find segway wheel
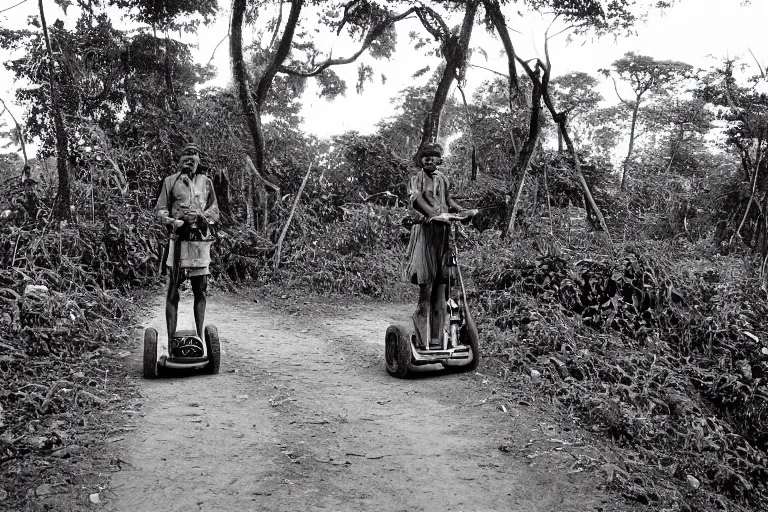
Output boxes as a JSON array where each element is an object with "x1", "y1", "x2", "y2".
[
  {"x1": 385, "y1": 324, "x2": 412, "y2": 378},
  {"x1": 204, "y1": 325, "x2": 220, "y2": 375},
  {"x1": 143, "y1": 328, "x2": 159, "y2": 379}
]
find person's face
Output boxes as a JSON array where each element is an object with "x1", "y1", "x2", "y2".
[
  {"x1": 421, "y1": 155, "x2": 439, "y2": 173},
  {"x1": 180, "y1": 148, "x2": 199, "y2": 173}
]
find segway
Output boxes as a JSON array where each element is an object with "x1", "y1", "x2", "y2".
[
  {"x1": 143, "y1": 222, "x2": 220, "y2": 378},
  {"x1": 385, "y1": 211, "x2": 480, "y2": 378}
]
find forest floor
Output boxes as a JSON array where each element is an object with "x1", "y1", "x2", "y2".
[{"x1": 24, "y1": 288, "x2": 639, "y2": 512}]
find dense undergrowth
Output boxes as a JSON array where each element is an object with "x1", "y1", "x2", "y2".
[
  {"x1": 467, "y1": 230, "x2": 768, "y2": 511},
  {"x1": 0, "y1": 181, "x2": 159, "y2": 508}
]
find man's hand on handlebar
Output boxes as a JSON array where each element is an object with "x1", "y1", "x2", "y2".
[
  {"x1": 429, "y1": 212, "x2": 453, "y2": 223},
  {"x1": 182, "y1": 211, "x2": 198, "y2": 223},
  {"x1": 428, "y1": 209, "x2": 479, "y2": 224}
]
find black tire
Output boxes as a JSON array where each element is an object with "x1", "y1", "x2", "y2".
[
  {"x1": 385, "y1": 324, "x2": 412, "y2": 378},
  {"x1": 204, "y1": 325, "x2": 220, "y2": 375},
  {"x1": 456, "y1": 305, "x2": 480, "y2": 372},
  {"x1": 143, "y1": 328, "x2": 158, "y2": 379}
]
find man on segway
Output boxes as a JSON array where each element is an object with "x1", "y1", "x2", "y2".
[
  {"x1": 154, "y1": 142, "x2": 220, "y2": 342},
  {"x1": 403, "y1": 142, "x2": 478, "y2": 349}
]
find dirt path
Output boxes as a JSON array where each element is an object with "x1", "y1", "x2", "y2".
[{"x1": 102, "y1": 290, "x2": 620, "y2": 512}]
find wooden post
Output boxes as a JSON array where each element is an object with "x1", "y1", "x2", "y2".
[{"x1": 274, "y1": 161, "x2": 312, "y2": 270}]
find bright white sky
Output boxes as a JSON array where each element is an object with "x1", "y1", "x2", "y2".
[{"x1": 0, "y1": 0, "x2": 766, "y2": 152}]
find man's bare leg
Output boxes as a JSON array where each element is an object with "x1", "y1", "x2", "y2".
[
  {"x1": 431, "y1": 282, "x2": 447, "y2": 345},
  {"x1": 191, "y1": 276, "x2": 207, "y2": 338},
  {"x1": 166, "y1": 281, "x2": 179, "y2": 342},
  {"x1": 414, "y1": 282, "x2": 431, "y2": 348}
]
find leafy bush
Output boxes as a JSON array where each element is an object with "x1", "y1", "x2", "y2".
[
  {"x1": 252, "y1": 202, "x2": 409, "y2": 299},
  {"x1": 470, "y1": 233, "x2": 768, "y2": 511}
]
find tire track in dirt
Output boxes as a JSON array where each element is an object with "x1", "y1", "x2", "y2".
[{"x1": 104, "y1": 291, "x2": 620, "y2": 512}]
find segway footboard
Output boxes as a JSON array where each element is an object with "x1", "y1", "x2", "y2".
[{"x1": 159, "y1": 329, "x2": 209, "y2": 370}]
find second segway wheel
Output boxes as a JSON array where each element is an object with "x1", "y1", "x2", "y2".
[
  {"x1": 385, "y1": 324, "x2": 412, "y2": 378},
  {"x1": 204, "y1": 324, "x2": 220, "y2": 375},
  {"x1": 143, "y1": 328, "x2": 159, "y2": 379}
]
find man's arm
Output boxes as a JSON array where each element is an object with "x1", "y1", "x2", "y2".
[
  {"x1": 202, "y1": 177, "x2": 220, "y2": 224},
  {"x1": 442, "y1": 174, "x2": 464, "y2": 214},
  {"x1": 443, "y1": 174, "x2": 479, "y2": 219},
  {"x1": 154, "y1": 177, "x2": 176, "y2": 226},
  {"x1": 408, "y1": 173, "x2": 441, "y2": 220}
]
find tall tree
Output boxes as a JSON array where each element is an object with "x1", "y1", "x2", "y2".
[
  {"x1": 483, "y1": 0, "x2": 661, "y2": 236},
  {"x1": 696, "y1": 58, "x2": 768, "y2": 254},
  {"x1": 412, "y1": 1, "x2": 481, "y2": 156},
  {"x1": 538, "y1": 38, "x2": 609, "y2": 234},
  {"x1": 107, "y1": 0, "x2": 217, "y2": 112},
  {"x1": 230, "y1": 0, "x2": 418, "y2": 231},
  {"x1": 38, "y1": 0, "x2": 70, "y2": 221},
  {"x1": 601, "y1": 52, "x2": 692, "y2": 191}
]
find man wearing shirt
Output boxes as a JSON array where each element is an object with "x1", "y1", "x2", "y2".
[{"x1": 155, "y1": 143, "x2": 220, "y2": 341}]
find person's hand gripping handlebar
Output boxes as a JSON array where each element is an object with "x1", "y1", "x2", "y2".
[{"x1": 428, "y1": 209, "x2": 479, "y2": 224}]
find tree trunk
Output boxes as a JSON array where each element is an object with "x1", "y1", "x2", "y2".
[
  {"x1": 487, "y1": 4, "x2": 542, "y2": 239},
  {"x1": 213, "y1": 167, "x2": 231, "y2": 222},
  {"x1": 530, "y1": 48, "x2": 609, "y2": 236},
  {"x1": 245, "y1": 156, "x2": 279, "y2": 234},
  {"x1": 620, "y1": 97, "x2": 641, "y2": 191},
  {"x1": 39, "y1": 0, "x2": 69, "y2": 222},
  {"x1": 733, "y1": 135, "x2": 764, "y2": 245},
  {"x1": 230, "y1": 0, "x2": 265, "y2": 171},
  {"x1": 760, "y1": 188, "x2": 768, "y2": 257},
  {"x1": 484, "y1": 1, "x2": 518, "y2": 109},
  {"x1": 163, "y1": 34, "x2": 180, "y2": 111},
  {"x1": 570, "y1": 134, "x2": 607, "y2": 232},
  {"x1": 232, "y1": 0, "x2": 302, "y2": 181},
  {"x1": 504, "y1": 71, "x2": 543, "y2": 238},
  {"x1": 416, "y1": 1, "x2": 480, "y2": 155},
  {"x1": 254, "y1": 0, "x2": 302, "y2": 174},
  {"x1": 543, "y1": 163, "x2": 553, "y2": 234},
  {"x1": 456, "y1": 84, "x2": 479, "y2": 181},
  {"x1": 663, "y1": 125, "x2": 685, "y2": 174},
  {"x1": 274, "y1": 161, "x2": 312, "y2": 269},
  {"x1": 244, "y1": 171, "x2": 254, "y2": 229}
]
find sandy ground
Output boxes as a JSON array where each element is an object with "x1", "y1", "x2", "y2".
[{"x1": 97, "y1": 290, "x2": 624, "y2": 512}]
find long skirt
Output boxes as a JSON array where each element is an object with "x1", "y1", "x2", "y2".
[{"x1": 403, "y1": 222, "x2": 450, "y2": 285}]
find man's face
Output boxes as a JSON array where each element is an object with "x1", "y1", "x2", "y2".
[
  {"x1": 421, "y1": 155, "x2": 439, "y2": 173},
  {"x1": 180, "y1": 148, "x2": 199, "y2": 173}
]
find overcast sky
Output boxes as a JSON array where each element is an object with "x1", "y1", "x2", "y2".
[{"x1": 0, "y1": 0, "x2": 766, "y2": 148}]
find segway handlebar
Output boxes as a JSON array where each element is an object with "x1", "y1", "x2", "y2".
[{"x1": 428, "y1": 210, "x2": 479, "y2": 224}]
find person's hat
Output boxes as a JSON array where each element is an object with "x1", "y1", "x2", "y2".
[
  {"x1": 180, "y1": 142, "x2": 201, "y2": 155},
  {"x1": 420, "y1": 142, "x2": 443, "y2": 158}
]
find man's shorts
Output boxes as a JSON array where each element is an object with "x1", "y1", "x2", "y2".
[
  {"x1": 166, "y1": 240, "x2": 211, "y2": 277},
  {"x1": 167, "y1": 271, "x2": 207, "y2": 291}
]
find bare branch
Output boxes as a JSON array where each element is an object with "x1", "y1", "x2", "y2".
[
  {"x1": 415, "y1": 5, "x2": 450, "y2": 43},
  {"x1": 543, "y1": 26, "x2": 551, "y2": 74},
  {"x1": 279, "y1": 7, "x2": 418, "y2": 78},
  {"x1": 269, "y1": 0, "x2": 285, "y2": 48},
  {"x1": 1, "y1": 81, "x2": 28, "y2": 167},
  {"x1": 484, "y1": 0, "x2": 519, "y2": 94},
  {"x1": 610, "y1": 76, "x2": 629, "y2": 104},
  {"x1": 207, "y1": 28, "x2": 230, "y2": 66},
  {"x1": 748, "y1": 47, "x2": 766, "y2": 78},
  {"x1": 468, "y1": 63, "x2": 508, "y2": 79}
]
